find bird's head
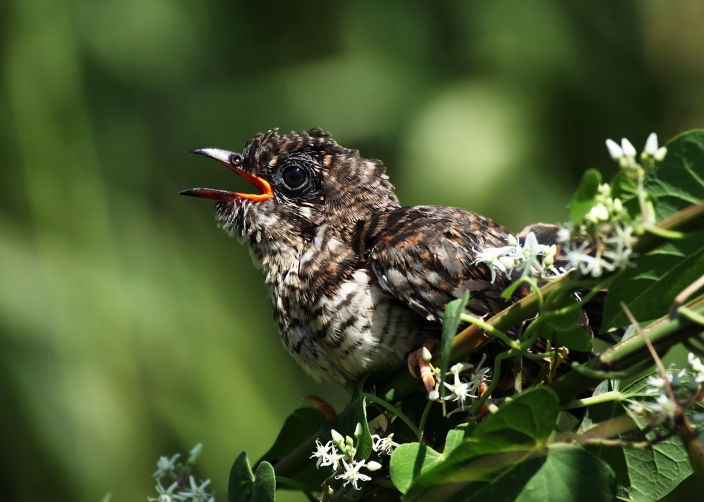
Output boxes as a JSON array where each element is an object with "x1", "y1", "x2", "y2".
[{"x1": 181, "y1": 129, "x2": 399, "y2": 251}]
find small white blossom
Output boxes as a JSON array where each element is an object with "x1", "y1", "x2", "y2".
[
  {"x1": 372, "y1": 433, "x2": 399, "y2": 456},
  {"x1": 336, "y1": 460, "x2": 372, "y2": 490},
  {"x1": 175, "y1": 476, "x2": 213, "y2": 502},
  {"x1": 473, "y1": 247, "x2": 510, "y2": 282},
  {"x1": 153, "y1": 454, "x2": 181, "y2": 479},
  {"x1": 628, "y1": 401, "x2": 646, "y2": 414},
  {"x1": 585, "y1": 203, "x2": 610, "y2": 223},
  {"x1": 149, "y1": 481, "x2": 180, "y2": 502},
  {"x1": 312, "y1": 440, "x2": 345, "y2": 471},
  {"x1": 645, "y1": 375, "x2": 666, "y2": 394},
  {"x1": 688, "y1": 353, "x2": 704, "y2": 383},
  {"x1": 647, "y1": 393, "x2": 678, "y2": 426},
  {"x1": 557, "y1": 223, "x2": 573, "y2": 243},
  {"x1": 474, "y1": 232, "x2": 556, "y2": 281},
  {"x1": 441, "y1": 354, "x2": 490, "y2": 416}
]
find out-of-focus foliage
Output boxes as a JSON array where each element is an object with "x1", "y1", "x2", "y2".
[{"x1": 1, "y1": 1, "x2": 704, "y2": 501}]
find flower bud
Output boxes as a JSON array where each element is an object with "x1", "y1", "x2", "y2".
[
  {"x1": 422, "y1": 346, "x2": 432, "y2": 362},
  {"x1": 366, "y1": 461, "x2": 383, "y2": 471},
  {"x1": 621, "y1": 138, "x2": 637, "y2": 157},
  {"x1": 385, "y1": 388, "x2": 395, "y2": 401},
  {"x1": 187, "y1": 443, "x2": 203, "y2": 465},
  {"x1": 354, "y1": 423, "x2": 363, "y2": 439},
  {"x1": 643, "y1": 132, "x2": 659, "y2": 156},
  {"x1": 605, "y1": 139, "x2": 624, "y2": 160},
  {"x1": 654, "y1": 146, "x2": 667, "y2": 161},
  {"x1": 331, "y1": 429, "x2": 345, "y2": 448}
]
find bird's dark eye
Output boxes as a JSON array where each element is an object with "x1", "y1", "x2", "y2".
[
  {"x1": 230, "y1": 153, "x2": 243, "y2": 166},
  {"x1": 282, "y1": 166, "x2": 308, "y2": 190}
]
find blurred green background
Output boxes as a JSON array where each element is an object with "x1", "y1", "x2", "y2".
[{"x1": 2, "y1": 1, "x2": 704, "y2": 500}]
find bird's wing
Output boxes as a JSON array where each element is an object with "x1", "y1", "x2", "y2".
[{"x1": 355, "y1": 206, "x2": 519, "y2": 322}]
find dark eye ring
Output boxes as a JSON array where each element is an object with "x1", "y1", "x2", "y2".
[
  {"x1": 282, "y1": 165, "x2": 308, "y2": 190},
  {"x1": 230, "y1": 153, "x2": 243, "y2": 166}
]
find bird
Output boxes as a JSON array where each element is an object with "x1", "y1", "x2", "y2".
[{"x1": 181, "y1": 128, "x2": 536, "y2": 389}]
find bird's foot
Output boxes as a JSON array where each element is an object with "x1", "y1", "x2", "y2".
[
  {"x1": 302, "y1": 395, "x2": 337, "y2": 420},
  {"x1": 407, "y1": 339, "x2": 439, "y2": 395}
]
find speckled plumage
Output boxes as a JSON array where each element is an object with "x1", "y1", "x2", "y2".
[{"x1": 183, "y1": 129, "x2": 520, "y2": 387}]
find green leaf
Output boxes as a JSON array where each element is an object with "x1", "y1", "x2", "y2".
[
  {"x1": 569, "y1": 169, "x2": 602, "y2": 224},
  {"x1": 644, "y1": 129, "x2": 704, "y2": 221},
  {"x1": 257, "y1": 407, "x2": 327, "y2": 465},
  {"x1": 611, "y1": 169, "x2": 641, "y2": 218},
  {"x1": 441, "y1": 291, "x2": 470, "y2": 406},
  {"x1": 474, "y1": 387, "x2": 560, "y2": 443},
  {"x1": 433, "y1": 445, "x2": 615, "y2": 502},
  {"x1": 228, "y1": 453, "x2": 277, "y2": 502},
  {"x1": 389, "y1": 443, "x2": 444, "y2": 493},
  {"x1": 251, "y1": 462, "x2": 276, "y2": 502},
  {"x1": 255, "y1": 407, "x2": 328, "y2": 493},
  {"x1": 533, "y1": 297, "x2": 593, "y2": 352},
  {"x1": 403, "y1": 388, "x2": 561, "y2": 500},
  {"x1": 587, "y1": 371, "x2": 697, "y2": 501},
  {"x1": 602, "y1": 231, "x2": 704, "y2": 330},
  {"x1": 228, "y1": 452, "x2": 255, "y2": 502},
  {"x1": 444, "y1": 423, "x2": 476, "y2": 455},
  {"x1": 321, "y1": 396, "x2": 373, "y2": 459}
]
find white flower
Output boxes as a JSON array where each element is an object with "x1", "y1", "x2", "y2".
[
  {"x1": 311, "y1": 440, "x2": 345, "y2": 470},
  {"x1": 372, "y1": 433, "x2": 399, "y2": 455},
  {"x1": 153, "y1": 453, "x2": 180, "y2": 479},
  {"x1": 648, "y1": 393, "x2": 678, "y2": 426},
  {"x1": 473, "y1": 247, "x2": 510, "y2": 283},
  {"x1": 443, "y1": 371, "x2": 476, "y2": 415},
  {"x1": 645, "y1": 375, "x2": 666, "y2": 394},
  {"x1": 175, "y1": 477, "x2": 213, "y2": 502},
  {"x1": 468, "y1": 353, "x2": 490, "y2": 389},
  {"x1": 585, "y1": 203, "x2": 610, "y2": 223},
  {"x1": 557, "y1": 224, "x2": 572, "y2": 243},
  {"x1": 605, "y1": 139, "x2": 624, "y2": 160},
  {"x1": 336, "y1": 460, "x2": 372, "y2": 490},
  {"x1": 628, "y1": 401, "x2": 646, "y2": 414},
  {"x1": 149, "y1": 481, "x2": 179, "y2": 502},
  {"x1": 688, "y1": 353, "x2": 704, "y2": 382},
  {"x1": 666, "y1": 368, "x2": 689, "y2": 389}
]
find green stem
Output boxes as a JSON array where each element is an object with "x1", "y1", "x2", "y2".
[
  {"x1": 550, "y1": 299, "x2": 704, "y2": 404},
  {"x1": 564, "y1": 390, "x2": 624, "y2": 409},
  {"x1": 522, "y1": 351, "x2": 556, "y2": 360},
  {"x1": 678, "y1": 306, "x2": 704, "y2": 326},
  {"x1": 418, "y1": 398, "x2": 434, "y2": 443},
  {"x1": 472, "y1": 349, "x2": 517, "y2": 414},
  {"x1": 459, "y1": 313, "x2": 519, "y2": 349},
  {"x1": 276, "y1": 476, "x2": 319, "y2": 502},
  {"x1": 362, "y1": 393, "x2": 420, "y2": 439}
]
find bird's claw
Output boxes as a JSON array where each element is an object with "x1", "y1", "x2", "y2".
[{"x1": 407, "y1": 339, "x2": 439, "y2": 395}]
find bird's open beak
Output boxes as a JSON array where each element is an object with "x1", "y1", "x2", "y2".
[{"x1": 180, "y1": 148, "x2": 273, "y2": 202}]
